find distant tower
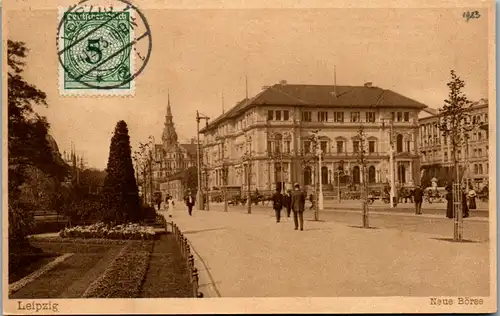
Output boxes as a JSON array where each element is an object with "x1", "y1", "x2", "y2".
[{"x1": 161, "y1": 92, "x2": 179, "y2": 149}]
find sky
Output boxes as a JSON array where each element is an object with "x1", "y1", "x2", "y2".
[{"x1": 6, "y1": 1, "x2": 490, "y2": 169}]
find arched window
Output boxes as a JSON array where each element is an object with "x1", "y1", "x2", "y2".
[
  {"x1": 368, "y1": 166, "x2": 376, "y2": 183},
  {"x1": 352, "y1": 166, "x2": 361, "y2": 184},
  {"x1": 321, "y1": 166, "x2": 328, "y2": 184},
  {"x1": 396, "y1": 134, "x2": 404, "y2": 153},
  {"x1": 304, "y1": 166, "x2": 312, "y2": 185}
]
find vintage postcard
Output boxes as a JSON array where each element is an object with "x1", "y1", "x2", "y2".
[{"x1": 3, "y1": 0, "x2": 496, "y2": 314}]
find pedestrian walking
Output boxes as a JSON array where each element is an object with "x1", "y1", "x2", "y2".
[
  {"x1": 445, "y1": 185, "x2": 453, "y2": 219},
  {"x1": 165, "y1": 195, "x2": 175, "y2": 218},
  {"x1": 291, "y1": 183, "x2": 306, "y2": 231},
  {"x1": 462, "y1": 188, "x2": 469, "y2": 218},
  {"x1": 272, "y1": 187, "x2": 284, "y2": 223},
  {"x1": 468, "y1": 188, "x2": 477, "y2": 210},
  {"x1": 309, "y1": 193, "x2": 315, "y2": 210},
  {"x1": 284, "y1": 189, "x2": 292, "y2": 218},
  {"x1": 413, "y1": 185, "x2": 424, "y2": 215},
  {"x1": 185, "y1": 189, "x2": 195, "y2": 216}
]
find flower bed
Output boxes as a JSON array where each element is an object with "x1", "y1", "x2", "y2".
[
  {"x1": 82, "y1": 241, "x2": 154, "y2": 298},
  {"x1": 59, "y1": 222, "x2": 156, "y2": 240}
]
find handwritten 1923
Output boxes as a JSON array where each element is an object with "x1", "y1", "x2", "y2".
[{"x1": 463, "y1": 10, "x2": 481, "y2": 22}]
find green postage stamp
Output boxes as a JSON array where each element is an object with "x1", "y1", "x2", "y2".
[{"x1": 57, "y1": 3, "x2": 152, "y2": 96}]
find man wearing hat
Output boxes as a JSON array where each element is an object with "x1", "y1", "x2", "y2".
[{"x1": 290, "y1": 182, "x2": 306, "y2": 231}]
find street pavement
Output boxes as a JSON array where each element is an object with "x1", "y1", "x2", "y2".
[{"x1": 171, "y1": 204, "x2": 490, "y2": 297}]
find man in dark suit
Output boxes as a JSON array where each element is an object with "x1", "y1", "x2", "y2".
[
  {"x1": 290, "y1": 183, "x2": 306, "y2": 231},
  {"x1": 413, "y1": 185, "x2": 424, "y2": 215},
  {"x1": 272, "y1": 187, "x2": 284, "y2": 223},
  {"x1": 184, "y1": 189, "x2": 196, "y2": 216}
]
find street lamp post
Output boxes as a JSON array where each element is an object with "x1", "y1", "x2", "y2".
[
  {"x1": 245, "y1": 135, "x2": 252, "y2": 214},
  {"x1": 317, "y1": 146, "x2": 324, "y2": 210},
  {"x1": 381, "y1": 119, "x2": 396, "y2": 208},
  {"x1": 196, "y1": 111, "x2": 210, "y2": 210},
  {"x1": 217, "y1": 136, "x2": 229, "y2": 212}
]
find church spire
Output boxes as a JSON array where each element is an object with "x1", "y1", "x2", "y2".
[
  {"x1": 167, "y1": 90, "x2": 172, "y2": 118},
  {"x1": 162, "y1": 91, "x2": 178, "y2": 149}
]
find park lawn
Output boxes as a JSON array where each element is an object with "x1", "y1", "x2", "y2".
[
  {"x1": 9, "y1": 252, "x2": 58, "y2": 284},
  {"x1": 140, "y1": 234, "x2": 193, "y2": 298},
  {"x1": 10, "y1": 240, "x2": 126, "y2": 299}
]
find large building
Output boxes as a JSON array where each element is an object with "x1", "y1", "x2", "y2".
[
  {"x1": 418, "y1": 98, "x2": 489, "y2": 190},
  {"x1": 150, "y1": 96, "x2": 198, "y2": 200},
  {"x1": 200, "y1": 81, "x2": 428, "y2": 195}
]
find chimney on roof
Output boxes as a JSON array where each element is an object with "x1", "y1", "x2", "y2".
[
  {"x1": 364, "y1": 82, "x2": 373, "y2": 88},
  {"x1": 279, "y1": 80, "x2": 287, "y2": 85}
]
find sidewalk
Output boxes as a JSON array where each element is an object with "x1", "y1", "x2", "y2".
[
  {"x1": 206, "y1": 203, "x2": 489, "y2": 222},
  {"x1": 171, "y1": 207, "x2": 490, "y2": 297}
]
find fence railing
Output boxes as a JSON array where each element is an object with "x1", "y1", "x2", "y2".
[{"x1": 170, "y1": 222, "x2": 204, "y2": 298}]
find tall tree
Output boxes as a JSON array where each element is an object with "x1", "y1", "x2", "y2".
[
  {"x1": 8, "y1": 40, "x2": 67, "y2": 259},
  {"x1": 357, "y1": 124, "x2": 370, "y2": 228},
  {"x1": 438, "y1": 70, "x2": 474, "y2": 182},
  {"x1": 183, "y1": 166, "x2": 198, "y2": 191},
  {"x1": 100, "y1": 121, "x2": 141, "y2": 223}
]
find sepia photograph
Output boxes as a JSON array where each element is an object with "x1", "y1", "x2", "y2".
[{"x1": 3, "y1": 0, "x2": 496, "y2": 314}]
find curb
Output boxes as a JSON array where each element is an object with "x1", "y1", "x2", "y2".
[{"x1": 168, "y1": 220, "x2": 209, "y2": 298}]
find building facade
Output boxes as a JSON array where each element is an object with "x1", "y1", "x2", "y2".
[
  {"x1": 200, "y1": 81, "x2": 428, "y2": 195},
  {"x1": 150, "y1": 96, "x2": 198, "y2": 200},
  {"x1": 418, "y1": 99, "x2": 489, "y2": 190}
]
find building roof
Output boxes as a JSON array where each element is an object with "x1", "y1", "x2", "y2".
[
  {"x1": 201, "y1": 83, "x2": 428, "y2": 132},
  {"x1": 418, "y1": 99, "x2": 489, "y2": 123},
  {"x1": 180, "y1": 143, "x2": 197, "y2": 156}
]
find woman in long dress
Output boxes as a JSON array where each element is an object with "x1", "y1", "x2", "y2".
[
  {"x1": 165, "y1": 195, "x2": 175, "y2": 218},
  {"x1": 468, "y1": 188, "x2": 477, "y2": 210}
]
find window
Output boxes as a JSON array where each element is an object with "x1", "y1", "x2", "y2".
[
  {"x1": 275, "y1": 110, "x2": 282, "y2": 121},
  {"x1": 391, "y1": 112, "x2": 395, "y2": 121},
  {"x1": 368, "y1": 141, "x2": 375, "y2": 153},
  {"x1": 302, "y1": 111, "x2": 312, "y2": 122},
  {"x1": 350, "y1": 112, "x2": 360, "y2": 123},
  {"x1": 473, "y1": 149, "x2": 477, "y2": 157},
  {"x1": 405, "y1": 140, "x2": 411, "y2": 152},
  {"x1": 474, "y1": 164, "x2": 478, "y2": 174},
  {"x1": 397, "y1": 112, "x2": 402, "y2": 122},
  {"x1": 353, "y1": 140, "x2": 360, "y2": 153},
  {"x1": 304, "y1": 141, "x2": 311, "y2": 154},
  {"x1": 267, "y1": 141, "x2": 273, "y2": 154},
  {"x1": 320, "y1": 141, "x2": 328, "y2": 153},
  {"x1": 479, "y1": 164, "x2": 483, "y2": 174},
  {"x1": 267, "y1": 110, "x2": 273, "y2": 121},
  {"x1": 366, "y1": 112, "x2": 375, "y2": 123},
  {"x1": 285, "y1": 140, "x2": 291, "y2": 153},
  {"x1": 486, "y1": 163, "x2": 489, "y2": 173},
  {"x1": 485, "y1": 113, "x2": 488, "y2": 122},
  {"x1": 444, "y1": 152, "x2": 448, "y2": 161},
  {"x1": 403, "y1": 112, "x2": 409, "y2": 122},
  {"x1": 478, "y1": 148, "x2": 483, "y2": 157},
  {"x1": 318, "y1": 111, "x2": 328, "y2": 122},
  {"x1": 336, "y1": 141, "x2": 344, "y2": 153},
  {"x1": 443, "y1": 136, "x2": 447, "y2": 145},
  {"x1": 396, "y1": 134, "x2": 403, "y2": 153},
  {"x1": 478, "y1": 131, "x2": 482, "y2": 140},
  {"x1": 333, "y1": 112, "x2": 344, "y2": 122},
  {"x1": 283, "y1": 110, "x2": 289, "y2": 121}
]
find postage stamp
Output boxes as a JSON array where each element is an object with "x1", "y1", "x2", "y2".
[
  {"x1": 3, "y1": 0, "x2": 497, "y2": 314},
  {"x1": 57, "y1": 0, "x2": 152, "y2": 95}
]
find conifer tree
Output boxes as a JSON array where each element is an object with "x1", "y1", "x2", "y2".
[{"x1": 101, "y1": 121, "x2": 141, "y2": 223}]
